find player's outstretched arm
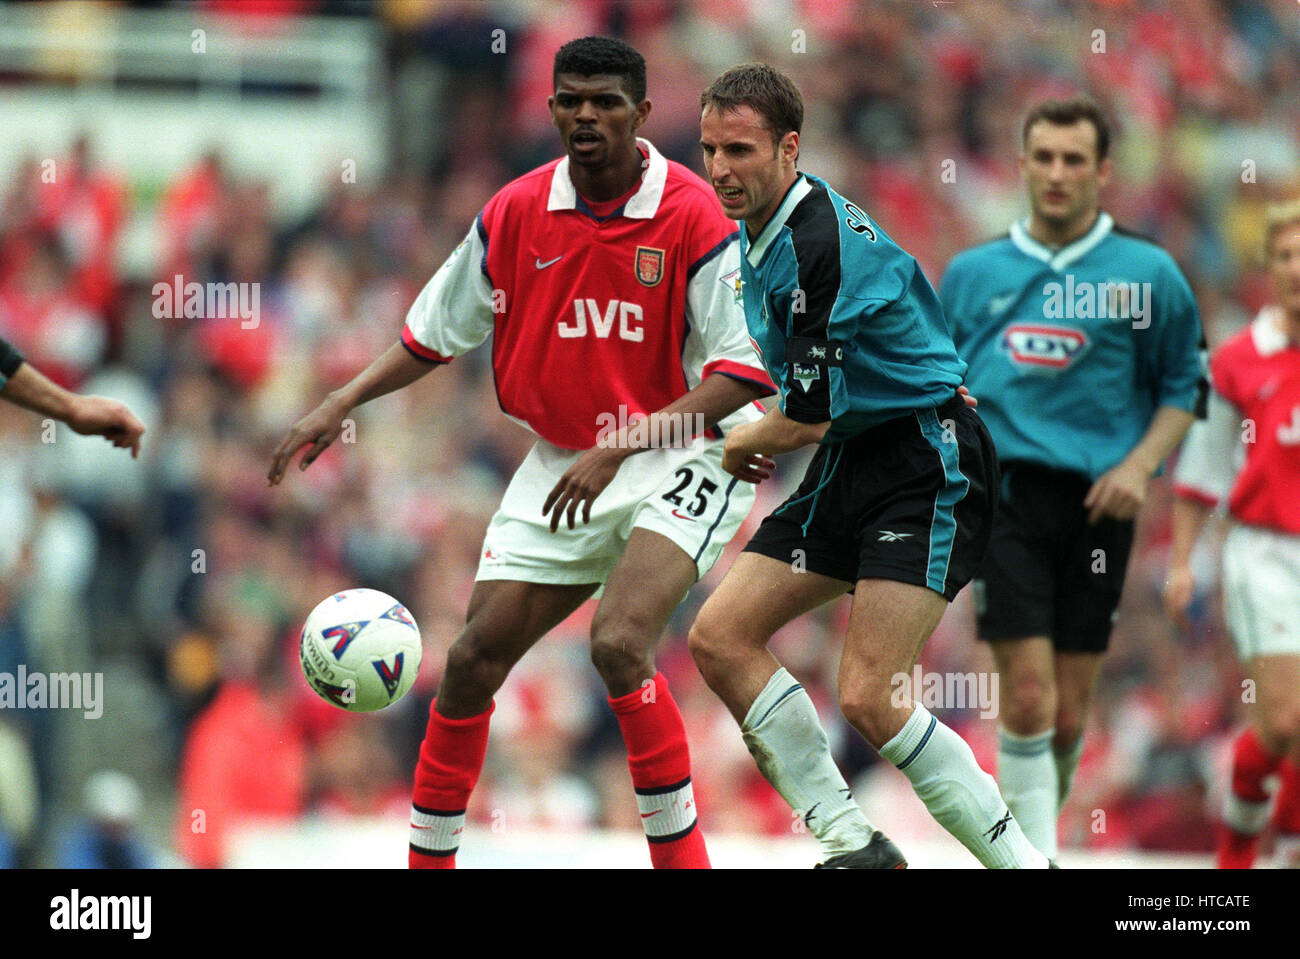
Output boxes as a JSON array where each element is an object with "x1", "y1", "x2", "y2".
[
  {"x1": 1, "y1": 358, "x2": 146, "y2": 457},
  {"x1": 721, "y1": 405, "x2": 829, "y2": 482},
  {"x1": 268, "y1": 342, "x2": 436, "y2": 485},
  {"x1": 1083, "y1": 405, "x2": 1195, "y2": 524},
  {"x1": 542, "y1": 375, "x2": 769, "y2": 532}
]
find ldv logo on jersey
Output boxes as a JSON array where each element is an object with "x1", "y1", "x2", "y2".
[
  {"x1": 1002, "y1": 324, "x2": 1089, "y2": 370},
  {"x1": 558, "y1": 299, "x2": 645, "y2": 341}
]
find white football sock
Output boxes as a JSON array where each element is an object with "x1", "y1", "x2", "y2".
[
  {"x1": 1053, "y1": 734, "x2": 1084, "y2": 813},
  {"x1": 742, "y1": 667, "x2": 875, "y2": 857},
  {"x1": 880, "y1": 704, "x2": 1049, "y2": 868},
  {"x1": 998, "y1": 727, "x2": 1059, "y2": 860}
]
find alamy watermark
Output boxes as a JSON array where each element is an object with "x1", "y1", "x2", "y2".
[
  {"x1": 152, "y1": 274, "x2": 260, "y2": 328},
  {"x1": 596, "y1": 405, "x2": 706, "y2": 449},
  {"x1": 0, "y1": 666, "x2": 102, "y2": 718},
  {"x1": 890, "y1": 665, "x2": 999, "y2": 719},
  {"x1": 1042, "y1": 277, "x2": 1152, "y2": 329},
  {"x1": 50, "y1": 889, "x2": 150, "y2": 939}
]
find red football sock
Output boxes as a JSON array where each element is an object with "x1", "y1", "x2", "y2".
[
  {"x1": 1217, "y1": 726, "x2": 1282, "y2": 869},
  {"x1": 609, "y1": 673, "x2": 710, "y2": 869},
  {"x1": 1217, "y1": 825, "x2": 1261, "y2": 870},
  {"x1": 1274, "y1": 759, "x2": 1300, "y2": 835},
  {"x1": 1230, "y1": 726, "x2": 1281, "y2": 802},
  {"x1": 409, "y1": 700, "x2": 493, "y2": 870}
]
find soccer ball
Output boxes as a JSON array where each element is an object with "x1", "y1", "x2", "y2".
[{"x1": 299, "y1": 588, "x2": 422, "y2": 712}]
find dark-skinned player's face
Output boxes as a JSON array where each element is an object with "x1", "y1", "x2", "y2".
[
  {"x1": 700, "y1": 104, "x2": 798, "y2": 233},
  {"x1": 550, "y1": 74, "x2": 649, "y2": 169}
]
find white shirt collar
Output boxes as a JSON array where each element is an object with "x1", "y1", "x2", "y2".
[
  {"x1": 745, "y1": 174, "x2": 813, "y2": 268},
  {"x1": 546, "y1": 137, "x2": 667, "y2": 219},
  {"x1": 1009, "y1": 211, "x2": 1114, "y2": 271}
]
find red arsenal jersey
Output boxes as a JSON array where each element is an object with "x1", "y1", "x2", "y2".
[
  {"x1": 401, "y1": 138, "x2": 773, "y2": 450},
  {"x1": 1174, "y1": 308, "x2": 1300, "y2": 533}
]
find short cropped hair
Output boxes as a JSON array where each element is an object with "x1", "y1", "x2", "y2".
[
  {"x1": 700, "y1": 62, "x2": 803, "y2": 145},
  {"x1": 1264, "y1": 198, "x2": 1300, "y2": 255},
  {"x1": 1022, "y1": 96, "x2": 1111, "y2": 162},
  {"x1": 553, "y1": 36, "x2": 646, "y2": 104}
]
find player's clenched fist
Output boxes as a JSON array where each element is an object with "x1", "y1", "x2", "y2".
[
  {"x1": 1083, "y1": 457, "x2": 1149, "y2": 524},
  {"x1": 268, "y1": 394, "x2": 351, "y2": 485},
  {"x1": 65, "y1": 395, "x2": 147, "y2": 457},
  {"x1": 721, "y1": 446, "x2": 774, "y2": 484}
]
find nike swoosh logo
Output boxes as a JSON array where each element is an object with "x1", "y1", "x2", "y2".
[
  {"x1": 535, "y1": 256, "x2": 563, "y2": 269},
  {"x1": 987, "y1": 292, "x2": 1016, "y2": 316},
  {"x1": 640, "y1": 810, "x2": 662, "y2": 819},
  {"x1": 671, "y1": 509, "x2": 696, "y2": 522}
]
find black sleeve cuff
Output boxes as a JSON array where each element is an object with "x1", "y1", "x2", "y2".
[
  {"x1": 782, "y1": 337, "x2": 840, "y2": 422},
  {"x1": 0, "y1": 338, "x2": 24, "y2": 380}
]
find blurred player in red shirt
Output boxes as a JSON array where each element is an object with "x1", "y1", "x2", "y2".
[
  {"x1": 1165, "y1": 198, "x2": 1300, "y2": 867},
  {"x1": 269, "y1": 37, "x2": 774, "y2": 869}
]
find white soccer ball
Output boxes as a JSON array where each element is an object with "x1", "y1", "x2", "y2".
[{"x1": 299, "y1": 588, "x2": 422, "y2": 712}]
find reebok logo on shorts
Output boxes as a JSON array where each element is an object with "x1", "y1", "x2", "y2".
[{"x1": 877, "y1": 530, "x2": 913, "y2": 542}]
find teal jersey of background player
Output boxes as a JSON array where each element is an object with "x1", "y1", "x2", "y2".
[
  {"x1": 737, "y1": 173, "x2": 966, "y2": 442},
  {"x1": 939, "y1": 213, "x2": 1205, "y2": 480}
]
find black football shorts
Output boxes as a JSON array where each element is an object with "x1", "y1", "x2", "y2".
[
  {"x1": 743, "y1": 393, "x2": 998, "y2": 601},
  {"x1": 973, "y1": 463, "x2": 1135, "y2": 653}
]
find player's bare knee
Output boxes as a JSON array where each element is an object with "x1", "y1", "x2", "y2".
[
  {"x1": 589, "y1": 615, "x2": 657, "y2": 691},
  {"x1": 589, "y1": 638, "x2": 655, "y2": 692},
  {"x1": 686, "y1": 615, "x2": 737, "y2": 684},
  {"x1": 443, "y1": 630, "x2": 510, "y2": 697},
  {"x1": 1000, "y1": 675, "x2": 1055, "y2": 733}
]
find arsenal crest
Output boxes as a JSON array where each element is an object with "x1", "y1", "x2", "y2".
[{"x1": 635, "y1": 246, "x2": 665, "y2": 286}]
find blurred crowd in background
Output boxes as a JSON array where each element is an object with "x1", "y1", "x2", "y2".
[{"x1": 1, "y1": 0, "x2": 1299, "y2": 867}]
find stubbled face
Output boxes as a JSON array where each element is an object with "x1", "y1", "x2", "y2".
[
  {"x1": 1269, "y1": 222, "x2": 1300, "y2": 320},
  {"x1": 549, "y1": 74, "x2": 647, "y2": 170},
  {"x1": 700, "y1": 104, "x2": 797, "y2": 232},
  {"x1": 1021, "y1": 120, "x2": 1110, "y2": 236}
]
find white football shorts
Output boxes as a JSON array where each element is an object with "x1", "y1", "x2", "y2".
[
  {"x1": 1221, "y1": 523, "x2": 1300, "y2": 660},
  {"x1": 476, "y1": 436, "x2": 755, "y2": 585}
]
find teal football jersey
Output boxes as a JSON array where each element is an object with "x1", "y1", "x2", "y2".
[
  {"x1": 940, "y1": 213, "x2": 1204, "y2": 479},
  {"x1": 738, "y1": 173, "x2": 965, "y2": 441}
]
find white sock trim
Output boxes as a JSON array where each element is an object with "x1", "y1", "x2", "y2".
[
  {"x1": 879, "y1": 702, "x2": 937, "y2": 769},
  {"x1": 742, "y1": 667, "x2": 804, "y2": 731},
  {"x1": 999, "y1": 727, "x2": 1055, "y2": 755},
  {"x1": 634, "y1": 779, "x2": 698, "y2": 840},
  {"x1": 410, "y1": 805, "x2": 465, "y2": 855},
  {"x1": 1223, "y1": 792, "x2": 1272, "y2": 835}
]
